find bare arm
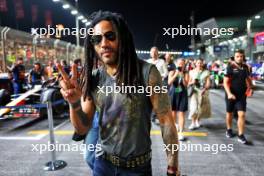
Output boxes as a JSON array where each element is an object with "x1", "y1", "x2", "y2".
[
  {"x1": 28, "y1": 72, "x2": 32, "y2": 83},
  {"x1": 246, "y1": 66, "x2": 253, "y2": 89},
  {"x1": 168, "y1": 70, "x2": 177, "y2": 86},
  {"x1": 41, "y1": 76, "x2": 46, "y2": 82},
  {"x1": 223, "y1": 76, "x2": 232, "y2": 95},
  {"x1": 58, "y1": 64, "x2": 95, "y2": 135},
  {"x1": 246, "y1": 77, "x2": 253, "y2": 89},
  {"x1": 161, "y1": 62, "x2": 168, "y2": 79},
  {"x1": 223, "y1": 66, "x2": 233, "y2": 96},
  {"x1": 223, "y1": 76, "x2": 235, "y2": 100},
  {"x1": 204, "y1": 75, "x2": 211, "y2": 89},
  {"x1": 68, "y1": 97, "x2": 95, "y2": 135},
  {"x1": 200, "y1": 74, "x2": 211, "y2": 95},
  {"x1": 188, "y1": 70, "x2": 195, "y2": 86},
  {"x1": 148, "y1": 67, "x2": 180, "y2": 175},
  {"x1": 183, "y1": 72, "x2": 189, "y2": 87}
]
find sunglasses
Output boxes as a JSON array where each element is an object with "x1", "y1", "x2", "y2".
[{"x1": 90, "y1": 31, "x2": 117, "y2": 45}]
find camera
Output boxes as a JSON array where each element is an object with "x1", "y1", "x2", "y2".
[
  {"x1": 176, "y1": 66, "x2": 182, "y2": 72},
  {"x1": 194, "y1": 78, "x2": 200, "y2": 87}
]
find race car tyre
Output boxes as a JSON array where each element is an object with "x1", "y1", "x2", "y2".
[
  {"x1": 39, "y1": 88, "x2": 67, "y2": 118},
  {"x1": 0, "y1": 89, "x2": 11, "y2": 106}
]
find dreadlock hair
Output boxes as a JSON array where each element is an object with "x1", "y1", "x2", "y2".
[{"x1": 81, "y1": 11, "x2": 144, "y2": 100}]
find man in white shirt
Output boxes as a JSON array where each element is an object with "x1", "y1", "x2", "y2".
[
  {"x1": 147, "y1": 47, "x2": 168, "y2": 125},
  {"x1": 147, "y1": 47, "x2": 168, "y2": 80}
]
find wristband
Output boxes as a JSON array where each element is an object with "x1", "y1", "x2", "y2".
[
  {"x1": 167, "y1": 166, "x2": 178, "y2": 176},
  {"x1": 69, "y1": 100, "x2": 81, "y2": 109}
]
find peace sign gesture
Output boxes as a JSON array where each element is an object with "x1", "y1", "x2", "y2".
[{"x1": 57, "y1": 63, "x2": 82, "y2": 104}]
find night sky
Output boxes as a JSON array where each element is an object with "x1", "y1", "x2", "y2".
[{"x1": 0, "y1": 0, "x2": 264, "y2": 51}]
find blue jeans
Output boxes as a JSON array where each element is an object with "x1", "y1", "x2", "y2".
[
  {"x1": 12, "y1": 82, "x2": 23, "y2": 98},
  {"x1": 84, "y1": 112, "x2": 99, "y2": 170},
  {"x1": 93, "y1": 157, "x2": 152, "y2": 176}
]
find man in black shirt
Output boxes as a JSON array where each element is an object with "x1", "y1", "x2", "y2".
[
  {"x1": 11, "y1": 57, "x2": 26, "y2": 96},
  {"x1": 223, "y1": 49, "x2": 253, "y2": 144},
  {"x1": 28, "y1": 62, "x2": 45, "y2": 86}
]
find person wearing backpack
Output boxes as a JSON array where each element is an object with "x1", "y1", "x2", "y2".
[{"x1": 224, "y1": 49, "x2": 253, "y2": 144}]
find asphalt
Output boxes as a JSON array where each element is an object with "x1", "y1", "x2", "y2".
[
  {"x1": 255, "y1": 81, "x2": 264, "y2": 90},
  {"x1": 0, "y1": 89, "x2": 264, "y2": 176}
]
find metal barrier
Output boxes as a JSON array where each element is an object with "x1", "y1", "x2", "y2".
[{"x1": 43, "y1": 100, "x2": 67, "y2": 171}]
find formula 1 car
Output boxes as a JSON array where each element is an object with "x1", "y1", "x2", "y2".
[
  {"x1": 210, "y1": 70, "x2": 225, "y2": 89},
  {"x1": 0, "y1": 74, "x2": 68, "y2": 119}
]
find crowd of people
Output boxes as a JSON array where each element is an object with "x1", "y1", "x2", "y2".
[
  {"x1": 147, "y1": 47, "x2": 213, "y2": 142},
  {"x1": 149, "y1": 47, "x2": 253, "y2": 144},
  {"x1": 4, "y1": 58, "x2": 82, "y2": 97}
]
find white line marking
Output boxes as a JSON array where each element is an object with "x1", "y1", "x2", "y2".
[
  {"x1": 0, "y1": 119, "x2": 70, "y2": 141},
  {"x1": 0, "y1": 136, "x2": 42, "y2": 140},
  {"x1": 54, "y1": 119, "x2": 70, "y2": 130}
]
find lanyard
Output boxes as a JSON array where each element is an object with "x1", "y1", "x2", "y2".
[{"x1": 197, "y1": 70, "x2": 203, "y2": 81}]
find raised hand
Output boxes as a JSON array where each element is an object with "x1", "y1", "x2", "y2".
[{"x1": 57, "y1": 63, "x2": 82, "y2": 104}]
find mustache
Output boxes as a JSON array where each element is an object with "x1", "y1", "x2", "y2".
[{"x1": 101, "y1": 47, "x2": 115, "y2": 54}]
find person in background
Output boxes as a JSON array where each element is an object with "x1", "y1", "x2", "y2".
[
  {"x1": 53, "y1": 59, "x2": 60, "y2": 77},
  {"x1": 164, "y1": 53, "x2": 174, "y2": 88},
  {"x1": 224, "y1": 49, "x2": 253, "y2": 144},
  {"x1": 188, "y1": 58, "x2": 211, "y2": 130},
  {"x1": 28, "y1": 62, "x2": 45, "y2": 87},
  {"x1": 147, "y1": 47, "x2": 168, "y2": 82},
  {"x1": 0, "y1": 63, "x2": 3, "y2": 73},
  {"x1": 73, "y1": 58, "x2": 83, "y2": 79},
  {"x1": 10, "y1": 57, "x2": 26, "y2": 97},
  {"x1": 147, "y1": 47, "x2": 168, "y2": 124},
  {"x1": 168, "y1": 58, "x2": 189, "y2": 141},
  {"x1": 61, "y1": 60, "x2": 70, "y2": 75},
  {"x1": 45, "y1": 60, "x2": 54, "y2": 79}
]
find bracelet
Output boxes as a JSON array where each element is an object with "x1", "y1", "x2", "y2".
[
  {"x1": 167, "y1": 172, "x2": 176, "y2": 176},
  {"x1": 69, "y1": 100, "x2": 81, "y2": 109},
  {"x1": 167, "y1": 166, "x2": 178, "y2": 176}
]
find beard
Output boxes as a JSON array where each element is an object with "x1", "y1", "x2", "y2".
[
  {"x1": 94, "y1": 53, "x2": 118, "y2": 67},
  {"x1": 101, "y1": 55, "x2": 117, "y2": 65},
  {"x1": 235, "y1": 60, "x2": 243, "y2": 65},
  {"x1": 96, "y1": 48, "x2": 118, "y2": 66}
]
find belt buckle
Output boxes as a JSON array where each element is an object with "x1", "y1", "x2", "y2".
[
  {"x1": 131, "y1": 160, "x2": 136, "y2": 168},
  {"x1": 126, "y1": 160, "x2": 131, "y2": 168},
  {"x1": 136, "y1": 157, "x2": 140, "y2": 165},
  {"x1": 111, "y1": 155, "x2": 120, "y2": 166},
  {"x1": 140, "y1": 156, "x2": 145, "y2": 164}
]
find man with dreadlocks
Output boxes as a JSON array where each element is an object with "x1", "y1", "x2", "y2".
[{"x1": 57, "y1": 11, "x2": 180, "y2": 176}]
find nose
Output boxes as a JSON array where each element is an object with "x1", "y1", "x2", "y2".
[{"x1": 100, "y1": 36, "x2": 110, "y2": 48}]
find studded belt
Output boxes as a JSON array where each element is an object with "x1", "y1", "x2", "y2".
[{"x1": 101, "y1": 151, "x2": 152, "y2": 168}]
